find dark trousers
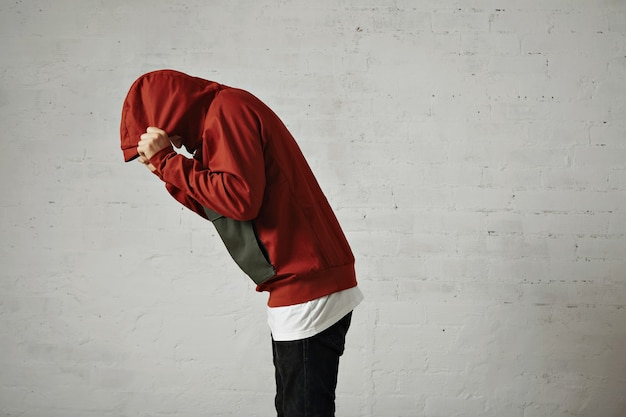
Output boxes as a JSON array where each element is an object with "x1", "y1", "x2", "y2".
[{"x1": 272, "y1": 312, "x2": 353, "y2": 417}]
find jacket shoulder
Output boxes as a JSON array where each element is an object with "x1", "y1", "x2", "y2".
[{"x1": 212, "y1": 87, "x2": 264, "y2": 109}]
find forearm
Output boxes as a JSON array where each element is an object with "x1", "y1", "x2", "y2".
[{"x1": 150, "y1": 148, "x2": 264, "y2": 221}]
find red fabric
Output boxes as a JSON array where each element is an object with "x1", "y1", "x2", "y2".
[
  {"x1": 120, "y1": 69, "x2": 220, "y2": 162},
  {"x1": 120, "y1": 70, "x2": 357, "y2": 307}
]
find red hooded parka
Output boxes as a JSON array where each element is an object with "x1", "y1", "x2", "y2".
[{"x1": 120, "y1": 70, "x2": 357, "y2": 307}]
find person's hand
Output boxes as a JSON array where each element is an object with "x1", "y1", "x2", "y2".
[{"x1": 137, "y1": 127, "x2": 172, "y2": 160}]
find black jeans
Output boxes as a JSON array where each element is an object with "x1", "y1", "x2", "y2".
[{"x1": 272, "y1": 312, "x2": 353, "y2": 417}]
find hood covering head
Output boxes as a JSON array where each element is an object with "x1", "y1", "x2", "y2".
[{"x1": 120, "y1": 69, "x2": 220, "y2": 162}]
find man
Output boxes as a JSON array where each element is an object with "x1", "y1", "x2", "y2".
[{"x1": 120, "y1": 69, "x2": 363, "y2": 416}]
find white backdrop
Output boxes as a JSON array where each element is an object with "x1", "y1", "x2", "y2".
[{"x1": 1, "y1": 1, "x2": 625, "y2": 416}]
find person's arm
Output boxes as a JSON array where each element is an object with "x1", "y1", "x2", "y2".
[
  {"x1": 144, "y1": 95, "x2": 266, "y2": 221},
  {"x1": 136, "y1": 130, "x2": 209, "y2": 220}
]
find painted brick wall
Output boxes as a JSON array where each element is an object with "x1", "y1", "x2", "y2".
[{"x1": 1, "y1": 1, "x2": 625, "y2": 416}]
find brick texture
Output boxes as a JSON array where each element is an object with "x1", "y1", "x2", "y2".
[{"x1": 1, "y1": 1, "x2": 625, "y2": 416}]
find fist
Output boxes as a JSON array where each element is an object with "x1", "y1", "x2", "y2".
[{"x1": 137, "y1": 127, "x2": 171, "y2": 160}]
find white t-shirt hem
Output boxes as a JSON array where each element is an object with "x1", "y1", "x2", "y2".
[{"x1": 268, "y1": 286, "x2": 364, "y2": 342}]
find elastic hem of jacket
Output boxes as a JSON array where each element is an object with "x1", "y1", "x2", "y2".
[
  {"x1": 149, "y1": 147, "x2": 177, "y2": 175},
  {"x1": 260, "y1": 263, "x2": 357, "y2": 308}
]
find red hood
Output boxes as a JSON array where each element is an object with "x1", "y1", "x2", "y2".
[{"x1": 120, "y1": 69, "x2": 220, "y2": 162}]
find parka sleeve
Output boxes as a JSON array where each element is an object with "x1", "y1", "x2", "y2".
[{"x1": 149, "y1": 91, "x2": 266, "y2": 221}]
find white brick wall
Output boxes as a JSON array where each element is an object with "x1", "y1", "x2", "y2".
[{"x1": 1, "y1": 1, "x2": 625, "y2": 416}]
